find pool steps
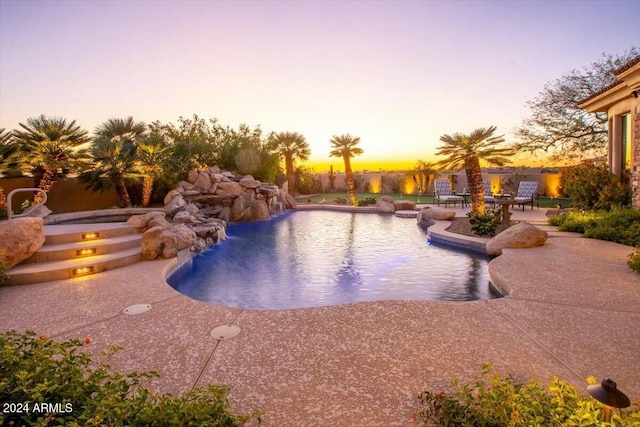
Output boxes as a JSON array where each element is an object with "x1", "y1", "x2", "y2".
[{"x1": 5, "y1": 223, "x2": 142, "y2": 285}]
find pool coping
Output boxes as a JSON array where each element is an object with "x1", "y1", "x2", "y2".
[{"x1": 1, "y1": 206, "x2": 639, "y2": 426}]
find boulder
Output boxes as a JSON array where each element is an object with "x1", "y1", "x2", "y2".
[
  {"x1": 0, "y1": 218, "x2": 45, "y2": 268},
  {"x1": 141, "y1": 226, "x2": 165, "y2": 260},
  {"x1": 164, "y1": 195, "x2": 186, "y2": 216},
  {"x1": 377, "y1": 196, "x2": 395, "y2": 213},
  {"x1": 486, "y1": 222, "x2": 548, "y2": 256},
  {"x1": 187, "y1": 170, "x2": 199, "y2": 184},
  {"x1": 163, "y1": 189, "x2": 182, "y2": 206},
  {"x1": 187, "y1": 220, "x2": 227, "y2": 243},
  {"x1": 259, "y1": 185, "x2": 279, "y2": 198},
  {"x1": 219, "y1": 207, "x2": 231, "y2": 223},
  {"x1": 231, "y1": 195, "x2": 246, "y2": 221},
  {"x1": 178, "y1": 181, "x2": 195, "y2": 191},
  {"x1": 239, "y1": 176, "x2": 261, "y2": 189},
  {"x1": 191, "y1": 194, "x2": 223, "y2": 205},
  {"x1": 208, "y1": 166, "x2": 221, "y2": 174},
  {"x1": 215, "y1": 181, "x2": 245, "y2": 198},
  {"x1": 416, "y1": 206, "x2": 456, "y2": 222},
  {"x1": 173, "y1": 211, "x2": 194, "y2": 223},
  {"x1": 193, "y1": 172, "x2": 213, "y2": 192},
  {"x1": 244, "y1": 199, "x2": 270, "y2": 222},
  {"x1": 185, "y1": 203, "x2": 200, "y2": 216},
  {"x1": 148, "y1": 216, "x2": 171, "y2": 229},
  {"x1": 394, "y1": 200, "x2": 416, "y2": 211},
  {"x1": 126, "y1": 211, "x2": 166, "y2": 229},
  {"x1": 142, "y1": 225, "x2": 195, "y2": 260},
  {"x1": 283, "y1": 192, "x2": 297, "y2": 210}
]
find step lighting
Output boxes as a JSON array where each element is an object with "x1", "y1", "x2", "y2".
[
  {"x1": 72, "y1": 266, "x2": 95, "y2": 277},
  {"x1": 76, "y1": 248, "x2": 97, "y2": 257},
  {"x1": 82, "y1": 232, "x2": 99, "y2": 240}
]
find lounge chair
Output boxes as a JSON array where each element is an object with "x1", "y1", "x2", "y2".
[
  {"x1": 434, "y1": 179, "x2": 464, "y2": 207},
  {"x1": 514, "y1": 181, "x2": 539, "y2": 210},
  {"x1": 483, "y1": 180, "x2": 496, "y2": 208}
]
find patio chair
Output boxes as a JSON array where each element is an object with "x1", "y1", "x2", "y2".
[
  {"x1": 434, "y1": 179, "x2": 463, "y2": 207},
  {"x1": 514, "y1": 181, "x2": 539, "y2": 210},
  {"x1": 483, "y1": 180, "x2": 496, "y2": 208}
]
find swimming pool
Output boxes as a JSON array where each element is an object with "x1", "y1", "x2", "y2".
[{"x1": 166, "y1": 210, "x2": 496, "y2": 309}]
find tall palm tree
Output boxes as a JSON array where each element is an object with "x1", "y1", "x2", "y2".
[
  {"x1": 269, "y1": 132, "x2": 311, "y2": 196},
  {"x1": 13, "y1": 115, "x2": 90, "y2": 203},
  {"x1": 94, "y1": 116, "x2": 146, "y2": 141},
  {"x1": 0, "y1": 128, "x2": 18, "y2": 175},
  {"x1": 136, "y1": 131, "x2": 170, "y2": 207},
  {"x1": 435, "y1": 126, "x2": 514, "y2": 214},
  {"x1": 80, "y1": 136, "x2": 137, "y2": 207},
  {"x1": 329, "y1": 134, "x2": 363, "y2": 206},
  {"x1": 412, "y1": 160, "x2": 438, "y2": 195}
]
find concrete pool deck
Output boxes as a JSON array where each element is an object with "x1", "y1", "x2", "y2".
[{"x1": 1, "y1": 207, "x2": 639, "y2": 426}]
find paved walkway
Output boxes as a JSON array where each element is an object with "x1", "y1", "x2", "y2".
[{"x1": 1, "y1": 207, "x2": 639, "y2": 426}]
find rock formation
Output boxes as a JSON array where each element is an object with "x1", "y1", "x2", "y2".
[
  {"x1": 486, "y1": 222, "x2": 548, "y2": 256},
  {"x1": 416, "y1": 206, "x2": 457, "y2": 223},
  {"x1": 0, "y1": 217, "x2": 46, "y2": 268}
]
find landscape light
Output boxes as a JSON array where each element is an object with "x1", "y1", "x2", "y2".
[
  {"x1": 76, "y1": 248, "x2": 97, "y2": 257},
  {"x1": 72, "y1": 266, "x2": 95, "y2": 277},
  {"x1": 82, "y1": 232, "x2": 99, "y2": 240},
  {"x1": 587, "y1": 379, "x2": 630, "y2": 422}
]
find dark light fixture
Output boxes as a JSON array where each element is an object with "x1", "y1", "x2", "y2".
[{"x1": 588, "y1": 379, "x2": 631, "y2": 422}]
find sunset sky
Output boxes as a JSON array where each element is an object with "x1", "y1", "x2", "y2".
[{"x1": 1, "y1": 0, "x2": 638, "y2": 172}]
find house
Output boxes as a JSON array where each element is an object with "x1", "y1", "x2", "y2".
[{"x1": 579, "y1": 55, "x2": 640, "y2": 208}]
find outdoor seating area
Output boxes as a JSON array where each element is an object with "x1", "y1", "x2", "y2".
[{"x1": 434, "y1": 179, "x2": 464, "y2": 207}]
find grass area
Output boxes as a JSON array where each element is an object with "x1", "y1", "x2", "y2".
[{"x1": 296, "y1": 192, "x2": 572, "y2": 209}]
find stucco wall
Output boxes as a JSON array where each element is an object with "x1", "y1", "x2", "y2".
[{"x1": 0, "y1": 177, "x2": 122, "y2": 213}]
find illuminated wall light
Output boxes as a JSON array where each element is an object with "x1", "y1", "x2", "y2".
[
  {"x1": 403, "y1": 180, "x2": 416, "y2": 195},
  {"x1": 76, "y1": 248, "x2": 97, "y2": 257},
  {"x1": 369, "y1": 176, "x2": 382, "y2": 193},
  {"x1": 82, "y1": 232, "x2": 99, "y2": 240},
  {"x1": 72, "y1": 266, "x2": 95, "y2": 276}
]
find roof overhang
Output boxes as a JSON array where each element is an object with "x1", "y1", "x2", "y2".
[{"x1": 579, "y1": 62, "x2": 640, "y2": 113}]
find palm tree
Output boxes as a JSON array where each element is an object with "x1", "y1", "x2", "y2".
[
  {"x1": 13, "y1": 115, "x2": 91, "y2": 203},
  {"x1": 83, "y1": 117, "x2": 147, "y2": 207},
  {"x1": 80, "y1": 136, "x2": 137, "y2": 207},
  {"x1": 0, "y1": 128, "x2": 18, "y2": 175},
  {"x1": 136, "y1": 131, "x2": 170, "y2": 207},
  {"x1": 269, "y1": 132, "x2": 311, "y2": 196},
  {"x1": 412, "y1": 160, "x2": 438, "y2": 196},
  {"x1": 435, "y1": 126, "x2": 514, "y2": 214},
  {"x1": 329, "y1": 134, "x2": 363, "y2": 206}
]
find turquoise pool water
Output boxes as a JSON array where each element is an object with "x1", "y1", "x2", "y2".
[{"x1": 167, "y1": 211, "x2": 495, "y2": 309}]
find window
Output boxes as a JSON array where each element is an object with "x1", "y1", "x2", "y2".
[{"x1": 622, "y1": 114, "x2": 632, "y2": 171}]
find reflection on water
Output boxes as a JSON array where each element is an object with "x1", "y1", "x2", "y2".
[{"x1": 167, "y1": 211, "x2": 496, "y2": 309}]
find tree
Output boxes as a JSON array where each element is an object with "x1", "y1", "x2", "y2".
[
  {"x1": 80, "y1": 136, "x2": 137, "y2": 207},
  {"x1": 13, "y1": 115, "x2": 91, "y2": 203},
  {"x1": 515, "y1": 47, "x2": 639, "y2": 160},
  {"x1": 436, "y1": 126, "x2": 514, "y2": 214},
  {"x1": 269, "y1": 132, "x2": 311, "y2": 196},
  {"x1": 0, "y1": 128, "x2": 18, "y2": 176},
  {"x1": 136, "y1": 131, "x2": 171, "y2": 207},
  {"x1": 329, "y1": 134, "x2": 363, "y2": 206},
  {"x1": 412, "y1": 160, "x2": 438, "y2": 195}
]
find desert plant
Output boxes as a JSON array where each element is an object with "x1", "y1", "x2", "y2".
[
  {"x1": 415, "y1": 364, "x2": 640, "y2": 426},
  {"x1": 269, "y1": 131, "x2": 311, "y2": 196},
  {"x1": 357, "y1": 196, "x2": 377, "y2": 206},
  {"x1": 561, "y1": 163, "x2": 631, "y2": 210},
  {"x1": 628, "y1": 247, "x2": 640, "y2": 273},
  {"x1": 467, "y1": 208, "x2": 502, "y2": 236},
  {"x1": 0, "y1": 330, "x2": 260, "y2": 426}
]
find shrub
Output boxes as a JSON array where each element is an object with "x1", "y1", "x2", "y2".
[
  {"x1": 467, "y1": 208, "x2": 501, "y2": 236},
  {"x1": 561, "y1": 163, "x2": 630, "y2": 210},
  {"x1": 356, "y1": 196, "x2": 377, "y2": 206},
  {"x1": 334, "y1": 197, "x2": 347, "y2": 205},
  {"x1": 0, "y1": 330, "x2": 260, "y2": 426},
  {"x1": 0, "y1": 262, "x2": 7, "y2": 285},
  {"x1": 550, "y1": 208, "x2": 640, "y2": 247},
  {"x1": 548, "y1": 210, "x2": 599, "y2": 234},
  {"x1": 415, "y1": 364, "x2": 640, "y2": 426},
  {"x1": 629, "y1": 247, "x2": 640, "y2": 273}
]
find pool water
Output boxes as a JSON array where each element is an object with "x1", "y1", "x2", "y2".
[{"x1": 167, "y1": 211, "x2": 496, "y2": 309}]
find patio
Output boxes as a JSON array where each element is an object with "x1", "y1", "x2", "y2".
[{"x1": 1, "y1": 207, "x2": 639, "y2": 426}]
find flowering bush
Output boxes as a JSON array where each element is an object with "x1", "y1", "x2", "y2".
[
  {"x1": 415, "y1": 364, "x2": 640, "y2": 426},
  {"x1": 561, "y1": 163, "x2": 630, "y2": 210},
  {"x1": 0, "y1": 330, "x2": 260, "y2": 426}
]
